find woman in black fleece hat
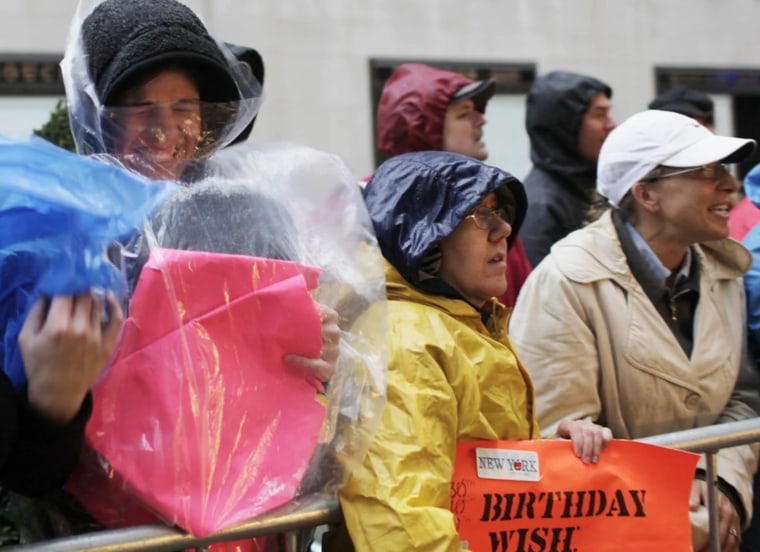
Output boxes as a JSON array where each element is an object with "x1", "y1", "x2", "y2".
[
  {"x1": 65, "y1": 0, "x2": 349, "y2": 402},
  {"x1": 63, "y1": 0, "x2": 262, "y2": 181},
  {"x1": 63, "y1": 0, "x2": 344, "y2": 390},
  {"x1": 63, "y1": 0, "x2": 345, "y2": 378}
]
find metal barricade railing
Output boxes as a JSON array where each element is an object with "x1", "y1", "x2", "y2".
[
  {"x1": 640, "y1": 417, "x2": 760, "y2": 552},
  {"x1": 3, "y1": 494, "x2": 342, "y2": 552},
  {"x1": 8, "y1": 417, "x2": 760, "y2": 552}
]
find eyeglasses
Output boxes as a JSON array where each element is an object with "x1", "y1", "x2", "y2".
[
  {"x1": 642, "y1": 163, "x2": 730, "y2": 182},
  {"x1": 465, "y1": 207, "x2": 511, "y2": 232}
]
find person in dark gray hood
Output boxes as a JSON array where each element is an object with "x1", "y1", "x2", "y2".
[{"x1": 520, "y1": 70, "x2": 616, "y2": 266}]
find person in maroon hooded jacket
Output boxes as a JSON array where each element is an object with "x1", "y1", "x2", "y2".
[{"x1": 371, "y1": 63, "x2": 532, "y2": 307}]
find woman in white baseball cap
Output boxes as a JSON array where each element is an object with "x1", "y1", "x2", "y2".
[{"x1": 510, "y1": 109, "x2": 760, "y2": 551}]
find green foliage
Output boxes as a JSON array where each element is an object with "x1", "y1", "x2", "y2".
[{"x1": 33, "y1": 99, "x2": 76, "y2": 152}]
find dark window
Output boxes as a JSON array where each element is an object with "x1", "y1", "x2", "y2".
[{"x1": 0, "y1": 54, "x2": 64, "y2": 96}]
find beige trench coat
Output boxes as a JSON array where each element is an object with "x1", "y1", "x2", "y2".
[{"x1": 511, "y1": 211, "x2": 760, "y2": 542}]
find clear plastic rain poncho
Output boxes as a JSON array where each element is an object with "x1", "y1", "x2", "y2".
[{"x1": 61, "y1": 0, "x2": 388, "y2": 538}]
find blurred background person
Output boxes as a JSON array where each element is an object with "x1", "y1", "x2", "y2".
[
  {"x1": 649, "y1": 84, "x2": 715, "y2": 130},
  {"x1": 520, "y1": 70, "x2": 616, "y2": 267},
  {"x1": 732, "y1": 165, "x2": 760, "y2": 241}
]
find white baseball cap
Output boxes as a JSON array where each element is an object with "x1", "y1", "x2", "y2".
[{"x1": 597, "y1": 110, "x2": 756, "y2": 206}]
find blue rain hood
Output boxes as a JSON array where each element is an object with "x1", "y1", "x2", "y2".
[
  {"x1": 744, "y1": 163, "x2": 760, "y2": 209},
  {"x1": 363, "y1": 151, "x2": 526, "y2": 294}
]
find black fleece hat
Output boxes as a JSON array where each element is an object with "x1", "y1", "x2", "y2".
[
  {"x1": 81, "y1": 0, "x2": 239, "y2": 106},
  {"x1": 155, "y1": 184, "x2": 297, "y2": 261},
  {"x1": 450, "y1": 78, "x2": 496, "y2": 113}
]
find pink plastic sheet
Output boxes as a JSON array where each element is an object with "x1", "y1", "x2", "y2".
[{"x1": 72, "y1": 248, "x2": 325, "y2": 536}]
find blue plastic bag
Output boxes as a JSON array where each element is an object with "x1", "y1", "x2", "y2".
[{"x1": 0, "y1": 135, "x2": 178, "y2": 389}]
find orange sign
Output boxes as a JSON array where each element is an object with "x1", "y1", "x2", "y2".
[{"x1": 452, "y1": 439, "x2": 699, "y2": 552}]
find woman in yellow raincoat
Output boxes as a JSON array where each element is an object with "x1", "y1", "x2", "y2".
[{"x1": 335, "y1": 151, "x2": 612, "y2": 551}]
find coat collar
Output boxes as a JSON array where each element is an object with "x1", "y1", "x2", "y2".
[
  {"x1": 550, "y1": 211, "x2": 752, "y2": 285},
  {"x1": 384, "y1": 260, "x2": 510, "y2": 328}
]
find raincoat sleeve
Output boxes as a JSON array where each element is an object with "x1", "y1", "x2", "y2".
[
  {"x1": 720, "y1": 235, "x2": 760, "y2": 527},
  {"x1": 0, "y1": 370, "x2": 91, "y2": 496},
  {"x1": 339, "y1": 316, "x2": 468, "y2": 552},
  {"x1": 509, "y1": 257, "x2": 601, "y2": 438}
]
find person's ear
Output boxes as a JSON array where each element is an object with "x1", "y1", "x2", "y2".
[{"x1": 630, "y1": 181, "x2": 659, "y2": 212}]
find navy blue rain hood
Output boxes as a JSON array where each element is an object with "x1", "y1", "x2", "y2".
[{"x1": 364, "y1": 151, "x2": 526, "y2": 295}]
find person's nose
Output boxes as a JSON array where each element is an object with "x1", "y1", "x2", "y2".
[
  {"x1": 605, "y1": 115, "x2": 617, "y2": 131},
  {"x1": 490, "y1": 217, "x2": 512, "y2": 242},
  {"x1": 142, "y1": 105, "x2": 181, "y2": 146},
  {"x1": 475, "y1": 112, "x2": 487, "y2": 128},
  {"x1": 720, "y1": 172, "x2": 740, "y2": 193}
]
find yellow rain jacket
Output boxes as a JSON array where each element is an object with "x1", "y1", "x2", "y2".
[{"x1": 340, "y1": 262, "x2": 539, "y2": 551}]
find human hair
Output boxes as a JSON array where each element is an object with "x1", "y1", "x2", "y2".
[
  {"x1": 585, "y1": 190, "x2": 637, "y2": 225},
  {"x1": 155, "y1": 184, "x2": 299, "y2": 261},
  {"x1": 109, "y1": 63, "x2": 201, "y2": 107}
]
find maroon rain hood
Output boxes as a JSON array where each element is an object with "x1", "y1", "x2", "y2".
[{"x1": 377, "y1": 64, "x2": 478, "y2": 157}]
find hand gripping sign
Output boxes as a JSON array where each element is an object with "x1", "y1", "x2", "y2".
[
  {"x1": 70, "y1": 248, "x2": 326, "y2": 536},
  {"x1": 453, "y1": 440, "x2": 699, "y2": 552}
]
